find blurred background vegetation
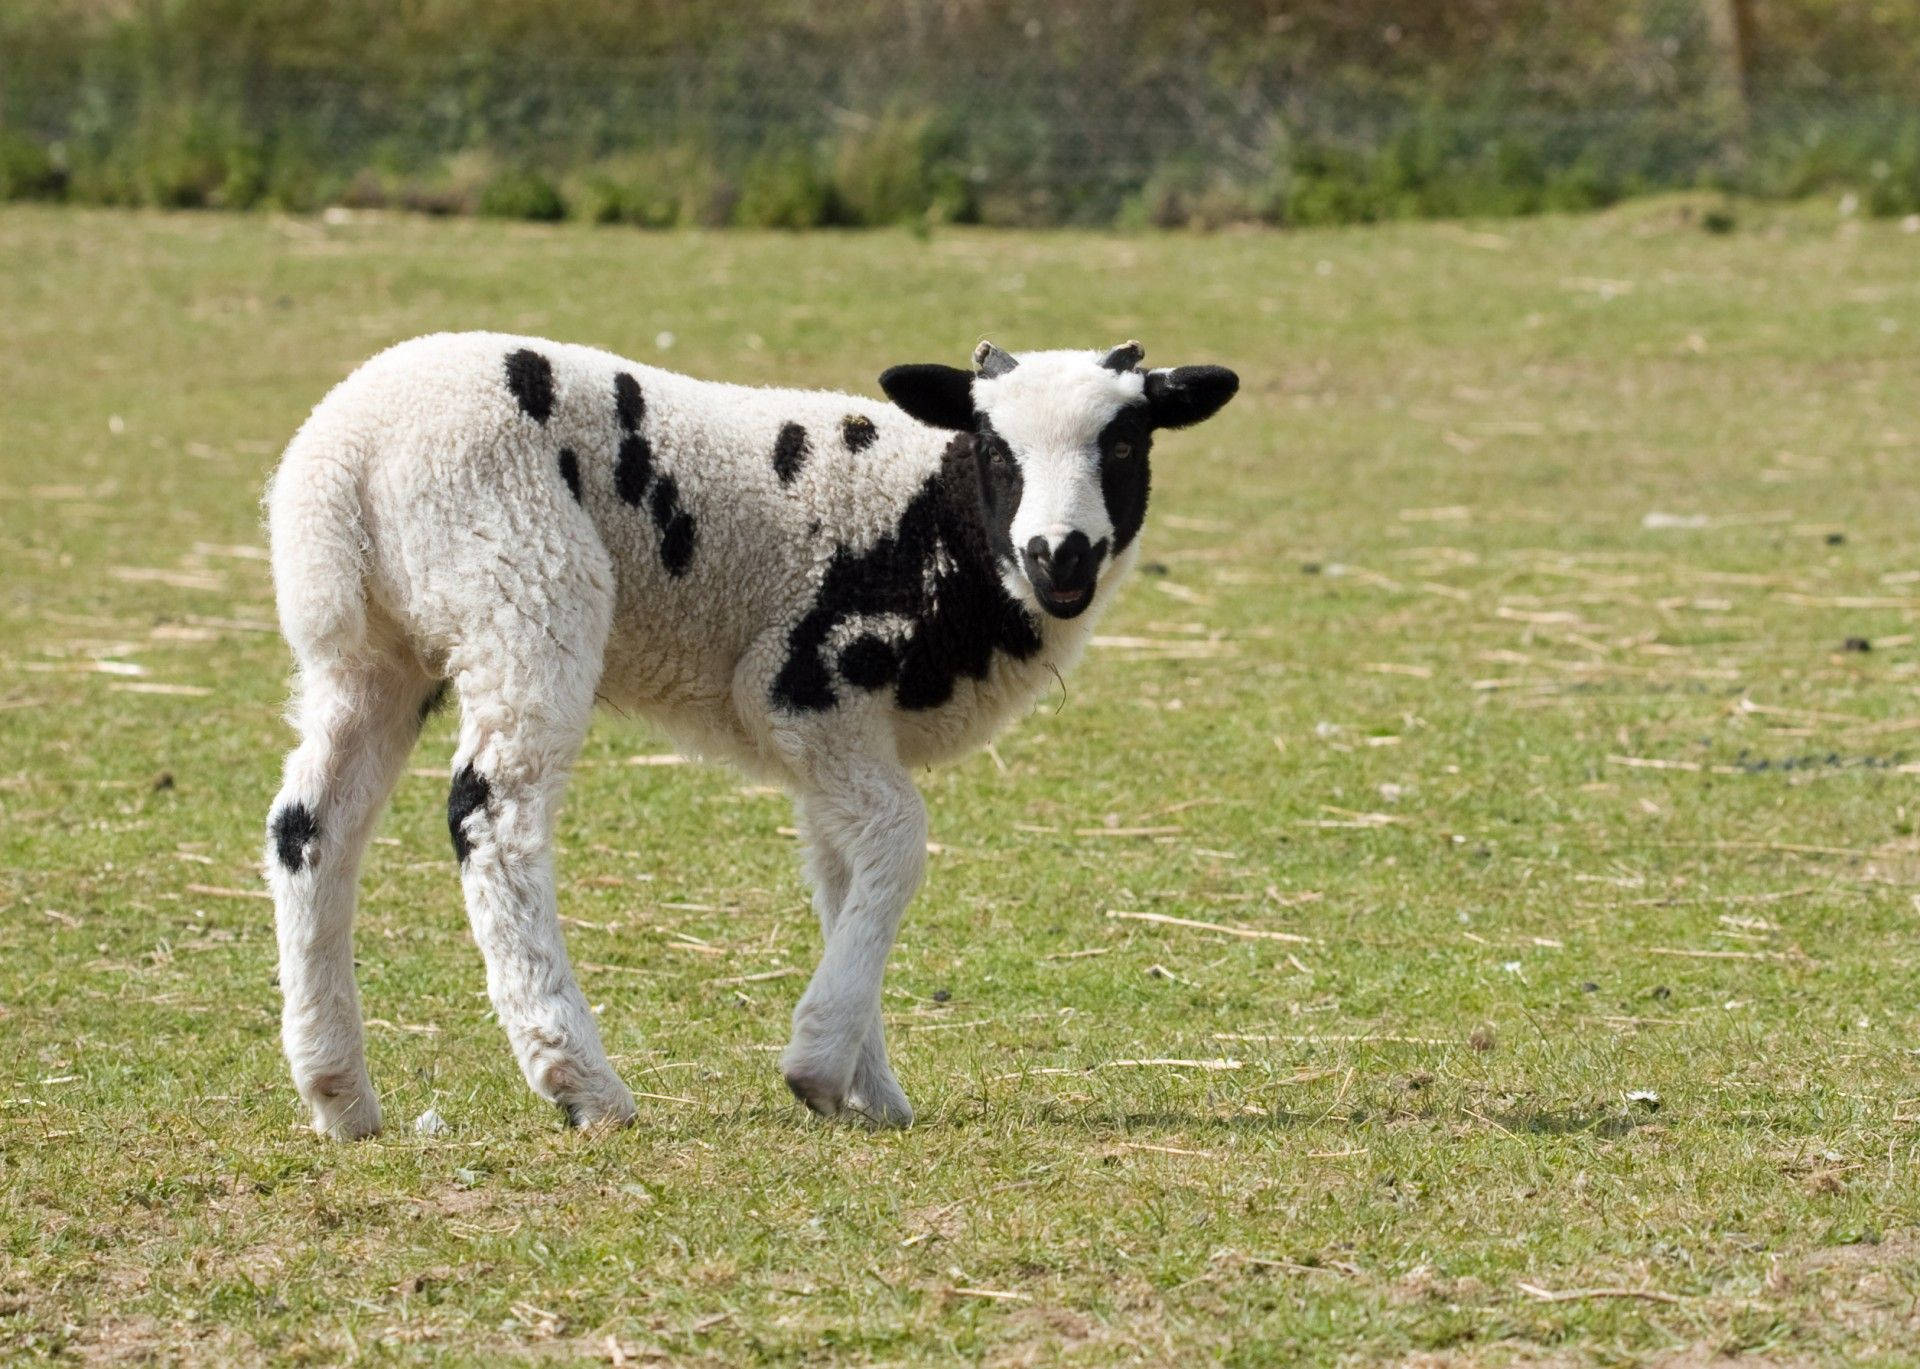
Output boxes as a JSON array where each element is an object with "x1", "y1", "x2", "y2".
[{"x1": 3, "y1": 0, "x2": 1918, "y2": 228}]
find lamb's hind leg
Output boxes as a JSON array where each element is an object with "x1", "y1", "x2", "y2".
[
  {"x1": 448, "y1": 666, "x2": 635, "y2": 1130},
  {"x1": 795, "y1": 796, "x2": 913, "y2": 1126},
  {"x1": 783, "y1": 755, "x2": 924, "y2": 1127},
  {"x1": 268, "y1": 653, "x2": 435, "y2": 1139}
]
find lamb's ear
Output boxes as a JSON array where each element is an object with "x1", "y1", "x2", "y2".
[
  {"x1": 1144, "y1": 365, "x2": 1239, "y2": 430},
  {"x1": 879, "y1": 364, "x2": 975, "y2": 431}
]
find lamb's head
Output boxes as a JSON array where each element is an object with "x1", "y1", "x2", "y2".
[{"x1": 880, "y1": 341, "x2": 1238, "y2": 620}]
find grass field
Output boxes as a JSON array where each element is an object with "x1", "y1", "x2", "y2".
[{"x1": 3, "y1": 201, "x2": 1920, "y2": 1365}]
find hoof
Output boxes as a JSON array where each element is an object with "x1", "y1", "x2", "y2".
[
  {"x1": 846, "y1": 1086, "x2": 914, "y2": 1129},
  {"x1": 783, "y1": 1068, "x2": 913, "y2": 1129},
  {"x1": 552, "y1": 1078, "x2": 637, "y2": 1131},
  {"x1": 308, "y1": 1081, "x2": 382, "y2": 1141},
  {"x1": 784, "y1": 1067, "x2": 845, "y2": 1118}
]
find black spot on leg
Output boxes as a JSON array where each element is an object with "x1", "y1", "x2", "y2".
[
  {"x1": 614, "y1": 372, "x2": 644, "y2": 433},
  {"x1": 447, "y1": 764, "x2": 491, "y2": 864},
  {"x1": 660, "y1": 512, "x2": 696, "y2": 577},
  {"x1": 838, "y1": 634, "x2": 898, "y2": 690},
  {"x1": 841, "y1": 414, "x2": 878, "y2": 452},
  {"x1": 559, "y1": 1100, "x2": 585, "y2": 1129},
  {"x1": 557, "y1": 448, "x2": 582, "y2": 502},
  {"x1": 504, "y1": 349, "x2": 555, "y2": 422},
  {"x1": 614, "y1": 433, "x2": 653, "y2": 506},
  {"x1": 773, "y1": 422, "x2": 810, "y2": 484},
  {"x1": 272, "y1": 802, "x2": 320, "y2": 872}
]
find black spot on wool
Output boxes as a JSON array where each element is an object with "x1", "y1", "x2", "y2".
[
  {"x1": 504, "y1": 349, "x2": 555, "y2": 423},
  {"x1": 447, "y1": 764, "x2": 491, "y2": 864},
  {"x1": 272, "y1": 802, "x2": 320, "y2": 872},
  {"x1": 614, "y1": 433, "x2": 654, "y2": 507},
  {"x1": 614, "y1": 372, "x2": 644, "y2": 433},
  {"x1": 660, "y1": 511, "x2": 696, "y2": 577},
  {"x1": 649, "y1": 473, "x2": 682, "y2": 534},
  {"x1": 838, "y1": 634, "x2": 899, "y2": 690},
  {"x1": 772, "y1": 422, "x2": 810, "y2": 484},
  {"x1": 771, "y1": 434, "x2": 1042, "y2": 714},
  {"x1": 841, "y1": 414, "x2": 878, "y2": 453},
  {"x1": 557, "y1": 448, "x2": 582, "y2": 502},
  {"x1": 646, "y1": 475, "x2": 696, "y2": 574},
  {"x1": 558, "y1": 1100, "x2": 585, "y2": 1129},
  {"x1": 606, "y1": 383, "x2": 695, "y2": 574}
]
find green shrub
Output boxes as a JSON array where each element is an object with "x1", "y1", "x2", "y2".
[
  {"x1": 1542, "y1": 151, "x2": 1622, "y2": 214},
  {"x1": 130, "y1": 107, "x2": 230, "y2": 208},
  {"x1": 733, "y1": 149, "x2": 830, "y2": 229},
  {"x1": 1119, "y1": 159, "x2": 1285, "y2": 231},
  {"x1": 830, "y1": 109, "x2": 973, "y2": 226},
  {"x1": 566, "y1": 148, "x2": 719, "y2": 229},
  {"x1": 0, "y1": 133, "x2": 67, "y2": 200},
  {"x1": 572, "y1": 173, "x2": 628, "y2": 225},
  {"x1": 1286, "y1": 144, "x2": 1383, "y2": 227},
  {"x1": 477, "y1": 169, "x2": 566, "y2": 221},
  {"x1": 1866, "y1": 120, "x2": 1920, "y2": 217}
]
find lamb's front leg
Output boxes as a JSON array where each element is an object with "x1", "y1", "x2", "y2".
[
  {"x1": 795, "y1": 797, "x2": 913, "y2": 1126},
  {"x1": 784, "y1": 763, "x2": 924, "y2": 1126}
]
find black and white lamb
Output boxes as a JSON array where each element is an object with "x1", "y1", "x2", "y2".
[{"x1": 263, "y1": 332, "x2": 1238, "y2": 1136}]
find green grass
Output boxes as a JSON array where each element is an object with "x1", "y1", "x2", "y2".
[{"x1": 3, "y1": 200, "x2": 1920, "y2": 1365}]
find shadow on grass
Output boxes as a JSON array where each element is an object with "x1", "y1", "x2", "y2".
[
  {"x1": 1033, "y1": 1104, "x2": 1321, "y2": 1134},
  {"x1": 1487, "y1": 1106, "x2": 1651, "y2": 1138}
]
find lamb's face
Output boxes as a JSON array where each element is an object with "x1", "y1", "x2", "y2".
[
  {"x1": 970, "y1": 348, "x2": 1150, "y2": 618},
  {"x1": 880, "y1": 341, "x2": 1239, "y2": 620}
]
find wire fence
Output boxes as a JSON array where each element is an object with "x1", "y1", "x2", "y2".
[{"x1": 5, "y1": 7, "x2": 1919, "y2": 226}]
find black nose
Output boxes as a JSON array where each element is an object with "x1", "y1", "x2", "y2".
[{"x1": 1026, "y1": 532, "x2": 1092, "y2": 588}]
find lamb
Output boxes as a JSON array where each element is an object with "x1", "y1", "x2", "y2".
[{"x1": 263, "y1": 331, "x2": 1238, "y2": 1136}]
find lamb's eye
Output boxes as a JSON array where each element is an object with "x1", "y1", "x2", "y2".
[{"x1": 1111, "y1": 441, "x2": 1133, "y2": 461}]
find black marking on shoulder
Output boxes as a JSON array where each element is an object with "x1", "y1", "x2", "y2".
[
  {"x1": 841, "y1": 414, "x2": 878, "y2": 453},
  {"x1": 418, "y1": 680, "x2": 451, "y2": 723},
  {"x1": 447, "y1": 764, "x2": 491, "y2": 864},
  {"x1": 773, "y1": 422, "x2": 810, "y2": 484},
  {"x1": 771, "y1": 433, "x2": 1042, "y2": 714},
  {"x1": 614, "y1": 433, "x2": 654, "y2": 506},
  {"x1": 504, "y1": 349, "x2": 555, "y2": 423},
  {"x1": 272, "y1": 802, "x2": 319, "y2": 872},
  {"x1": 557, "y1": 448, "x2": 582, "y2": 502},
  {"x1": 614, "y1": 372, "x2": 644, "y2": 433},
  {"x1": 838, "y1": 634, "x2": 899, "y2": 691}
]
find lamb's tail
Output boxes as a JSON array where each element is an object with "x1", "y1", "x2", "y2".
[{"x1": 265, "y1": 421, "x2": 371, "y2": 665}]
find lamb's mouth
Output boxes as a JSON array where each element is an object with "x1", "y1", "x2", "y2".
[{"x1": 1032, "y1": 580, "x2": 1094, "y2": 619}]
